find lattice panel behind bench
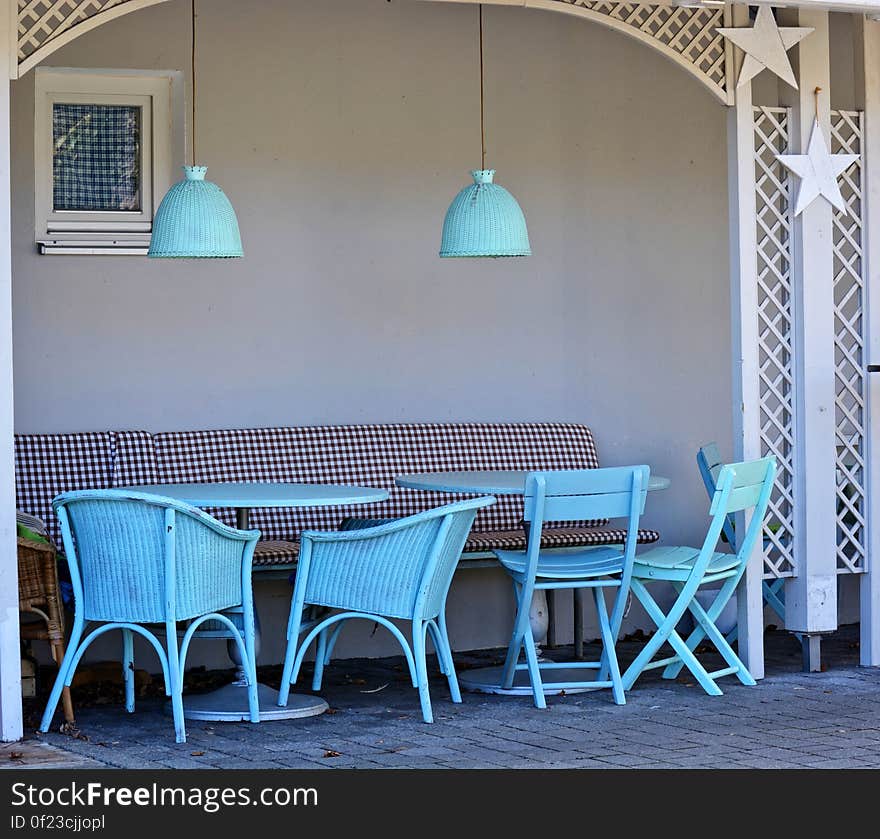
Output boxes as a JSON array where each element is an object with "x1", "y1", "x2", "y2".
[
  {"x1": 754, "y1": 106, "x2": 796, "y2": 581},
  {"x1": 831, "y1": 109, "x2": 867, "y2": 575}
]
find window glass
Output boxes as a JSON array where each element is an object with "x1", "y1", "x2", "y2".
[{"x1": 52, "y1": 103, "x2": 141, "y2": 212}]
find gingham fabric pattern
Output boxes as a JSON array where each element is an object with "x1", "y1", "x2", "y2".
[
  {"x1": 463, "y1": 527, "x2": 660, "y2": 552},
  {"x1": 52, "y1": 104, "x2": 141, "y2": 212},
  {"x1": 15, "y1": 432, "x2": 115, "y2": 547},
  {"x1": 253, "y1": 540, "x2": 299, "y2": 567},
  {"x1": 265, "y1": 523, "x2": 661, "y2": 570},
  {"x1": 111, "y1": 430, "x2": 158, "y2": 486},
  {"x1": 151, "y1": 423, "x2": 604, "y2": 540}
]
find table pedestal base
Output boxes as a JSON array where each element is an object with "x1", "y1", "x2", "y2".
[
  {"x1": 169, "y1": 683, "x2": 328, "y2": 722},
  {"x1": 459, "y1": 665, "x2": 600, "y2": 696}
]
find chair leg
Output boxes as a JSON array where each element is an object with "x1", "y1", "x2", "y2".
[
  {"x1": 521, "y1": 624, "x2": 546, "y2": 710},
  {"x1": 763, "y1": 578, "x2": 786, "y2": 623},
  {"x1": 629, "y1": 580, "x2": 724, "y2": 696},
  {"x1": 48, "y1": 639, "x2": 75, "y2": 725},
  {"x1": 688, "y1": 598, "x2": 757, "y2": 686},
  {"x1": 324, "y1": 623, "x2": 344, "y2": 665},
  {"x1": 40, "y1": 620, "x2": 84, "y2": 733},
  {"x1": 165, "y1": 622, "x2": 186, "y2": 744},
  {"x1": 573, "y1": 589, "x2": 585, "y2": 660},
  {"x1": 663, "y1": 582, "x2": 698, "y2": 680},
  {"x1": 593, "y1": 588, "x2": 624, "y2": 705},
  {"x1": 622, "y1": 579, "x2": 722, "y2": 696},
  {"x1": 412, "y1": 621, "x2": 434, "y2": 723},
  {"x1": 545, "y1": 590, "x2": 556, "y2": 649},
  {"x1": 312, "y1": 630, "x2": 328, "y2": 691},
  {"x1": 501, "y1": 582, "x2": 547, "y2": 709},
  {"x1": 429, "y1": 617, "x2": 461, "y2": 704},
  {"x1": 279, "y1": 597, "x2": 307, "y2": 706},
  {"x1": 122, "y1": 629, "x2": 135, "y2": 713}
]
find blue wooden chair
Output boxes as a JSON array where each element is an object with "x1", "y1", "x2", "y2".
[
  {"x1": 39, "y1": 490, "x2": 261, "y2": 743},
  {"x1": 622, "y1": 456, "x2": 776, "y2": 696},
  {"x1": 494, "y1": 466, "x2": 650, "y2": 708},
  {"x1": 698, "y1": 443, "x2": 785, "y2": 639},
  {"x1": 278, "y1": 496, "x2": 495, "y2": 723}
]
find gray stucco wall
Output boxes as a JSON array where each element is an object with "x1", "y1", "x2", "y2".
[{"x1": 11, "y1": 0, "x2": 735, "y2": 662}]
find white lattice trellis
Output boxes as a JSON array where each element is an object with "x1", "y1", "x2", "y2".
[
  {"x1": 16, "y1": 1, "x2": 730, "y2": 99},
  {"x1": 831, "y1": 109, "x2": 867, "y2": 575},
  {"x1": 17, "y1": 0, "x2": 169, "y2": 75},
  {"x1": 754, "y1": 105, "x2": 796, "y2": 580},
  {"x1": 19, "y1": 0, "x2": 126, "y2": 61},
  {"x1": 561, "y1": 1, "x2": 727, "y2": 99}
]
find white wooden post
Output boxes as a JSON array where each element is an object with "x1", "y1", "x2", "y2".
[
  {"x1": 0, "y1": 0, "x2": 20, "y2": 742},
  {"x1": 859, "y1": 14, "x2": 880, "y2": 666},
  {"x1": 727, "y1": 3, "x2": 765, "y2": 679},
  {"x1": 782, "y1": 9, "x2": 839, "y2": 670}
]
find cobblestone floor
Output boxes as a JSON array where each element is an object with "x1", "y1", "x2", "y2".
[{"x1": 20, "y1": 625, "x2": 880, "y2": 769}]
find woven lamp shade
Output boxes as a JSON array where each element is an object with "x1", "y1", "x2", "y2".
[
  {"x1": 440, "y1": 169, "x2": 530, "y2": 258},
  {"x1": 148, "y1": 166, "x2": 243, "y2": 258}
]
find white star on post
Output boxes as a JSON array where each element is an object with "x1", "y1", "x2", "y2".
[
  {"x1": 776, "y1": 119, "x2": 859, "y2": 216},
  {"x1": 716, "y1": 6, "x2": 813, "y2": 90}
]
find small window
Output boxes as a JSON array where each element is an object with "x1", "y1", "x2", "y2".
[{"x1": 35, "y1": 69, "x2": 181, "y2": 255}]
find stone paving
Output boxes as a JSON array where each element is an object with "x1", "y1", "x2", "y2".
[{"x1": 20, "y1": 625, "x2": 880, "y2": 769}]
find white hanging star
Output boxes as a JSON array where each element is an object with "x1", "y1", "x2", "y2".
[
  {"x1": 776, "y1": 119, "x2": 859, "y2": 216},
  {"x1": 716, "y1": 6, "x2": 813, "y2": 90}
]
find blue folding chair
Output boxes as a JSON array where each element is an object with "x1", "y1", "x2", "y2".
[
  {"x1": 278, "y1": 496, "x2": 494, "y2": 723},
  {"x1": 622, "y1": 457, "x2": 776, "y2": 696},
  {"x1": 39, "y1": 490, "x2": 260, "y2": 743},
  {"x1": 698, "y1": 443, "x2": 785, "y2": 638},
  {"x1": 494, "y1": 466, "x2": 649, "y2": 708}
]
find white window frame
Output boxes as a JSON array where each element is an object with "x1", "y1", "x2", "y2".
[{"x1": 34, "y1": 68, "x2": 182, "y2": 255}]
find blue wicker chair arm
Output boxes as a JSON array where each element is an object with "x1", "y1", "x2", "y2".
[
  {"x1": 301, "y1": 497, "x2": 495, "y2": 544},
  {"x1": 52, "y1": 489, "x2": 260, "y2": 542}
]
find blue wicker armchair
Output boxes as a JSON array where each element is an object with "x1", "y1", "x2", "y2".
[
  {"x1": 39, "y1": 490, "x2": 260, "y2": 743},
  {"x1": 278, "y1": 496, "x2": 495, "y2": 723}
]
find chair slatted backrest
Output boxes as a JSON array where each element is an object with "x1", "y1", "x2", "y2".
[
  {"x1": 53, "y1": 490, "x2": 255, "y2": 625},
  {"x1": 523, "y1": 467, "x2": 650, "y2": 527},
  {"x1": 705, "y1": 457, "x2": 776, "y2": 568},
  {"x1": 697, "y1": 443, "x2": 738, "y2": 548},
  {"x1": 522, "y1": 467, "x2": 649, "y2": 584}
]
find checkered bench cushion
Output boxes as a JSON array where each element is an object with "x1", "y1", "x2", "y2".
[
  {"x1": 338, "y1": 517, "x2": 659, "y2": 568},
  {"x1": 463, "y1": 527, "x2": 660, "y2": 552},
  {"x1": 14, "y1": 432, "x2": 115, "y2": 547},
  {"x1": 149, "y1": 423, "x2": 607, "y2": 541},
  {"x1": 249, "y1": 525, "x2": 663, "y2": 569},
  {"x1": 14, "y1": 422, "x2": 661, "y2": 569},
  {"x1": 253, "y1": 540, "x2": 299, "y2": 567}
]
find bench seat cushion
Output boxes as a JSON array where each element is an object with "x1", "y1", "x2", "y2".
[
  {"x1": 253, "y1": 540, "x2": 300, "y2": 567},
  {"x1": 463, "y1": 526, "x2": 660, "y2": 552},
  {"x1": 255, "y1": 525, "x2": 662, "y2": 568}
]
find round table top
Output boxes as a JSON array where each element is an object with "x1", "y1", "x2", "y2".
[
  {"x1": 117, "y1": 482, "x2": 389, "y2": 508},
  {"x1": 395, "y1": 470, "x2": 670, "y2": 495}
]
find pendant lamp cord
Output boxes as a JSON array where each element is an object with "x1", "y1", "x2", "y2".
[
  {"x1": 191, "y1": 0, "x2": 197, "y2": 166},
  {"x1": 479, "y1": 3, "x2": 486, "y2": 171}
]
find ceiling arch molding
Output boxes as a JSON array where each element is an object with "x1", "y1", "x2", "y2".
[{"x1": 16, "y1": 0, "x2": 731, "y2": 102}]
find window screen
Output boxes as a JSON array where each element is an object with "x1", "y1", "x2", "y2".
[{"x1": 52, "y1": 103, "x2": 141, "y2": 212}]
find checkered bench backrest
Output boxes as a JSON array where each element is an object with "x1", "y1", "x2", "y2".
[
  {"x1": 14, "y1": 432, "x2": 116, "y2": 547},
  {"x1": 149, "y1": 423, "x2": 602, "y2": 539}
]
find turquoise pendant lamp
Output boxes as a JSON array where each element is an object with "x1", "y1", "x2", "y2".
[
  {"x1": 148, "y1": 166, "x2": 242, "y2": 258},
  {"x1": 440, "y1": 5, "x2": 530, "y2": 258},
  {"x1": 440, "y1": 169, "x2": 530, "y2": 257},
  {"x1": 148, "y1": 0, "x2": 242, "y2": 259}
]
